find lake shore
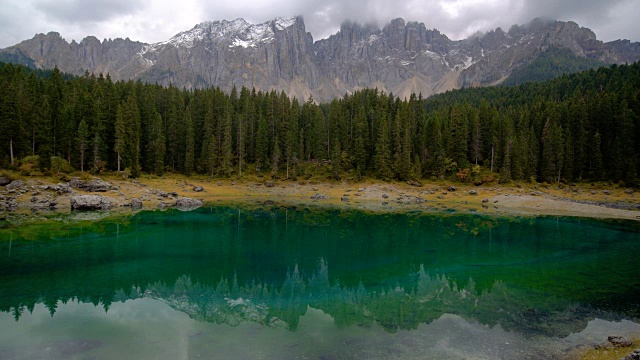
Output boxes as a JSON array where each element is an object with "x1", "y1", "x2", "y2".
[{"x1": 1, "y1": 174, "x2": 639, "y2": 221}]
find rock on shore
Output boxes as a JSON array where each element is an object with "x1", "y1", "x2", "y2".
[
  {"x1": 70, "y1": 195, "x2": 111, "y2": 211},
  {"x1": 68, "y1": 178, "x2": 112, "y2": 192},
  {"x1": 174, "y1": 197, "x2": 203, "y2": 211}
]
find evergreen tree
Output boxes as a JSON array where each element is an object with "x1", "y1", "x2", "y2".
[
  {"x1": 77, "y1": 119, "x2": 89, "y2": 172},
  {"x1": 448, "y1": 104, "x2": 468, "y2": 169},
  {"x1": 184, "y1": 105, "x2": 195, "y2": 176},
  {"x1": 541, "y1": 118, "x2": 564, "y2": 183},
  {"x1": 200, "y1": 100, "x2": 217, "y2": 176},
  {"x1": 37, "y1": 98, "x2": 53, "y2": 171},
  {"x1": 353, "y1": 106, "x2": 368, "y2": 177},
  {"x1": 0, "y1": 81, "x2": 19, "y2": 166},
  {"x1": 470, "y1": 113, "x2": 482, "y2": 165},
  {"x1": 255, "y1": 114, "x2": 268, "y2": 173},
  {"x1": 591, "y1": 131, "x2": 604, "y2": 180},
  {"x1": 114, "y1": 105, "x2": 126, "y2": 172},
  {"x1": 374, "y1": 112, "x2": 393, "y2": 180},
  {"x1": 149, "y1": 111, "x2": 165, "y2": 176},
  {"x1": 331, "y1": 139, "x2": 341, "y2": 180},
  {"x1": 272, "y1": 135, "x2": 281, "y2": 177},
  {"x1": 220, "y1": 109, "x2": 233, "y2": 177}
]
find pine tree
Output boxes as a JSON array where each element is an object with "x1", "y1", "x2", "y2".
[
  {"x1": 448, "y1": 104, "x2": 468, "y2": 170},
  {"x1": 591, "y1": 131, "x2": 603, "y2": 180},
  {"x1": 272, "y1": 135, "x2": 281, "y2": 177},
  {"x1": 37, "y1": 98, "x2": 53, "y2": 171},
  {"x1": 0, "y1": 81, "x2": 19, "y2": 166},
  {"x1": 562, "y1": 127, "x2": 574, "y2": 182},
  {"x1": 470, "y1": 112, "x2": 482, "y2": 165},
  {"x1": 255, "y1": 114, "x2": 268, "y2": 173},
  {"x1": 220, "y1": 109, "x2": 233, "y2": 177},
  {"x1": 392, "y1": 103, "x2": 411, "y2": 180},
  {"x1": 77, "y1": 119, "x2": 89, "y2": 172},
  {"x1": 114, "y1": 105, "x2": 126, "y2": 172},
  {"x1": 286, "y1": 99, "x2": 300, "y2": 179},
  {"x1": 331, "y1": 139, "x2": 341, "y2": 179},
  {"x1": 541, "y1": 118, "x2": 564, "y2": 183},
  {"x1": 353, "y1": 106, "x2": 368, "y2": 177},
  {"x1": 124, "y1": 94, "x2": 142, "y2": 178},
  {"x1": 200, "y1": 100, "x2": 217, "y2": 176},
  {"x1": 374, "y1": 112, "x2": 393, "y2": 180},
  {"x1": 149, "y1": 111, "x2": 165, "y2": 175},
  {"x1": 184, "y1": 105, "x2": 195, "y2": 176}
]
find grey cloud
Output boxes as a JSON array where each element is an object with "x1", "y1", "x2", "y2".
[
  {"x1": 198, "y1": 0, "x2": 638, "y2": 43},
  {"x1": 34, "y1": 0, "x2": 144, "y2": 23},
  {"x1": 1, "y1": 0, "x2": 638, "y2": 49}
]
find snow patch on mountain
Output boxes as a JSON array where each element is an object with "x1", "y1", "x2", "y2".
[
  {"x1": 140, "y1": 17, "x2": 298, "y2": 52},
  {"x1": 463, "y1": 56, "x2": 475, "y2": 69},
  {"x1": 275, "y1": 17, "x2": 297, "y2": 30}
]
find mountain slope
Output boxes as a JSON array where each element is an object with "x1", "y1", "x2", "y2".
[
  {"x1": 1, "y1": 17, "x2": 639, "y2": 102},
  {"x1": 501, "y1": 47, "x2": 606, "y2": 86}
]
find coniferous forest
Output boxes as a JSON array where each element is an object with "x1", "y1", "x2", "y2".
[{"x1": 0, "y1": 61, "x2": 639, "y2": 185}]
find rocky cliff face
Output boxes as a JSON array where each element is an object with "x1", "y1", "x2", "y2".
[{"x1": 2, "y1": 17, "x2": 639, "y2": 102}]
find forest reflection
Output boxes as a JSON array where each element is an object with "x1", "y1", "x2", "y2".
[{"x1": 8, "y1": 260, "x2": 606, "y2": 338}]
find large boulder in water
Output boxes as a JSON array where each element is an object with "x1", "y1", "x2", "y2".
[
  {"x1": 174, "y1": 197, "x2": 203, "y2": 211},
  {"x1": 70, "y1": 195, "x2": 111, "y2": 210}
]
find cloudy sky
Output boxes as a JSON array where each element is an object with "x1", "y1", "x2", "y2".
[{"x1": 1, "y1": 0, "x2": 639, "y2": 48}]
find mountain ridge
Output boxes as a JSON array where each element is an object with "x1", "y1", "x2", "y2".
[{"x1": 2, "y1": 16, "x2": 639, "y2": 102}]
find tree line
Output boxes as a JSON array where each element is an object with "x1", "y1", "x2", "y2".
[{"x1": 0, "y1": 61, "x2": 638, "y2": 185}]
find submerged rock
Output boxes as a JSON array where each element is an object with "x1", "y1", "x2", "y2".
[
  {"x1": 70, "y1": 195, "x2": 111, "y2": 211},
  {"x1": 174, "y1": 197, "x2": 203, "y2": 211}
]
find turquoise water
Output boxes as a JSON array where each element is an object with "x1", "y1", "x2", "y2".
[{"x1": 0, "y1": 207, "x2": 639, "y2": 359}]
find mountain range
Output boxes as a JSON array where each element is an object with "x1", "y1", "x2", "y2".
[{"x1": 2, "y1": 16, "x2": 639, "y2": 102}]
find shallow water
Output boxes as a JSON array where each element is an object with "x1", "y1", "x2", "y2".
[{"x1": 0, "y1": 207, "x2": 639, "y2": 359}]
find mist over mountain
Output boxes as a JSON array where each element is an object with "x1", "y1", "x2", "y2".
[{"x1": 2, "y1": 16, "x2": 639, "y2": 102}]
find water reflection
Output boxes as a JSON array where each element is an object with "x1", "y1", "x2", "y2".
[
  {"x1": 5, "y1": 260, "x2": 622, "y2": 340},
  {"x1": 1, "y1": 206, "x2": 639, "y2": 343}
]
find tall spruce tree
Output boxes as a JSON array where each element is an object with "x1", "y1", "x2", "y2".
[
  {"x1": 184, "y1": 105, "x2": 195, "y2": 176},
  {"x1": 114, "y1": 105, "x2": 126, "y2": 172},
  {"x1": 150, "y1": 111, "x2": 165, "y2": 175},
  {"x1": 77, "y1": 119, "x2": 89, "y2": 172}
]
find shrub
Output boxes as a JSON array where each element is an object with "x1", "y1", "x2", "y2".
[
  {"x1": 50, "y1": 156, "x2": 74, "y2": 175},
  {"x1": 0, "y1": 169, "x2": 19, "y2": 182},
  {"x1": 18, "y1": 155, "x2": 40, "y2": 175}
]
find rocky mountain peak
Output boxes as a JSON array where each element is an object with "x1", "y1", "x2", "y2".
[{"x1": 1, "y1": 16, "x2": 639, "y2": 102}]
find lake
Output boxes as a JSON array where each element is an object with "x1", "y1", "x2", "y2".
[{"x1": 0, "y1": 207, "x2": 639, "y2": 359}]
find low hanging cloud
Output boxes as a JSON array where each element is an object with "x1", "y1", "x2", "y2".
[
  {"x1": 33, "y1": 0, "x2": 144, "y2": 23},
  {"x1": 1, "y1": 0, "x2": 638, "y2": 49}
]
